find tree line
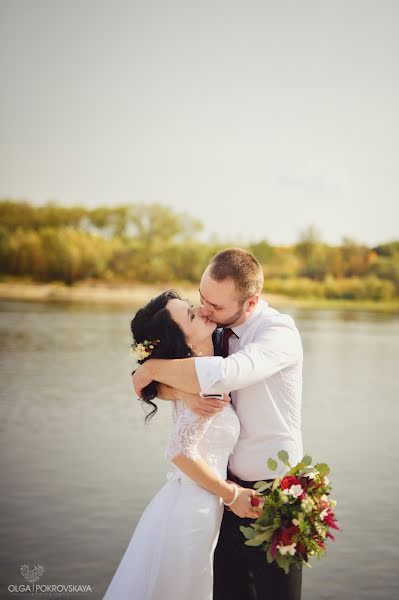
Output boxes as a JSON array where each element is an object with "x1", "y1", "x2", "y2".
[{"x1": 0, "y1": 200, "x2": 398, "y2": 301}]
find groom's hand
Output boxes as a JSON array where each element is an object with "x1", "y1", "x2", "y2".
[
  {"x1": 132, "y1": 362, "x2": 153, "y2": 398},
  {"x1": 180, "y1": 392, "x2": 231, "y2": 417}
]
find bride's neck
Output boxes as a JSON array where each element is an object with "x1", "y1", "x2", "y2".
[{"x1": 193, "y1": 339, "x2": 214, "y2": 358}]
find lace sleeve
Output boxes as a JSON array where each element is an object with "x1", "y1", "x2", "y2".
[{"x1": 165, "y1": 401, "x2": 214, "y2": 461}]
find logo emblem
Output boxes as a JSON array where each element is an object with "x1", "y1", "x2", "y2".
[{"x1": 20, "y1": 564, "x2": 45, "y2": 584}]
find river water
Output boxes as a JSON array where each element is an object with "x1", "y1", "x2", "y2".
[{"x1": 0, "y1": 299, "x2": 398, "y2": 599}]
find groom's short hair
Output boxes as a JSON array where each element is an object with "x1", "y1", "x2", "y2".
[{"x1": 209, "y1": 248, "x2": 264, "y2": 301}]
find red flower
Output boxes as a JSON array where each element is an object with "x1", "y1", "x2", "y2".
[
  {"x1": 316, "y1": 539, "x2": 326, "y2": 551},
  {"x1": 281, "y1": 526, "x2": 300, "y2": 546},
  {"x1": 327, "y1": 532, "x2": 336, "y2": 541},
  {"x1": 281, "y1": 476, "x2": 301, "y2": 490},
  {"x1": 250, "y1": 495, "x2": 264, "y2": 508},
  {"x1": 299, "y1": 477, "x2": 310, "y2": 490},
  {"x1": 323, "y1": 511, "x2": 340, "y2": 530},
  {"x1": 271, "y1": 531, "x2": 281, "y2": 560},
  {"x1": 297, "y1": 543, "x2": 306, "y2": 556}
]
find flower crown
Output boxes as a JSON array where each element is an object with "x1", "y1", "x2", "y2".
[{"x1": 130, "y1": 338, "x2": 161, "y2": 361}]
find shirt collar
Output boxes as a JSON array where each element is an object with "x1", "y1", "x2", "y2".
[{"x1": 231, "y1": 299, "x2": 267, "y2": 338}]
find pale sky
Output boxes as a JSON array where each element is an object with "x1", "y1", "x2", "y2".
[{"x1": 1, "y1": 0, "x2": 398, "y2": 245}]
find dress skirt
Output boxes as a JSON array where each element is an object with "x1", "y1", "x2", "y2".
[{"x1": 103, "y1": 473, "x2": 224, "y2": 600}]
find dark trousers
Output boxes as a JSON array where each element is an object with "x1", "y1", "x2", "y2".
[{"x1": 213, "y1": 476, "x2": 302, "y2": 600}]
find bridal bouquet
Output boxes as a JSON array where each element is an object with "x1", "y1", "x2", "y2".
[{"x1": 240, "y1": 451, "x2": 339, "y2": 574}]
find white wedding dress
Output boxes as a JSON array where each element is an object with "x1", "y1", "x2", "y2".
[{"x1": 103, "y1": 400, "x2": 240, "y2": 600}]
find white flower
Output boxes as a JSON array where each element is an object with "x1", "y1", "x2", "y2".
[
  {"x1": 315, "y1": 521, "x2": 327, "y2": 539},
  {"x1": 278, "y1": 542, "x2": 297, "y2": 556},
  {"x1": 301, "y1": 497, "x2": 314, "y2": 514},
  {"x1": 293, "y1": 512, "x2": 305, "y2": 524},
  {"x1": 324, "y1": 477, "x2": 330, "y2": 485},
  {"x1": 320, "y1": 494, "x2": 328, "y2": 503},
  {"x1": 131, "y1": 343, "x2": 151, "y2": 361},
  {"x1": 303, "y1": 469, "x2": 319, "y2": 480},
  {"x1": 288, "y1": 484, "x2": 303, "y2": 499},
  {"x1": 319, "y1": 528, "x2": 327, "y2": 539},
  {"x1": 130, "y1": 338, "x2": 160, "y2": 361},
  {"x1": 319, "y1": 508, "x2": 329, "y2": 521},
  {"x1": 329, "y1": 499, "x2": 337, "y2": 508}
]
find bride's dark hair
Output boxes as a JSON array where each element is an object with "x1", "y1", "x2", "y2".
[{"x1": 131, "y1": 289, "x2": 194, "y2": 421}]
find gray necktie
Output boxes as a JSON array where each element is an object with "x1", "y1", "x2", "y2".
[{"x1": 212, "y1": 328, "x2": 224, "y2": 356}]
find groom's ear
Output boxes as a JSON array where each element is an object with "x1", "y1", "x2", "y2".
[{"x1": 246, "y1": 294, "x2": 259, "y2": 312}]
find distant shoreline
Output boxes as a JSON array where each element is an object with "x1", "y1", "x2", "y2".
[{"x1": 0, "y1": 281, "x2": 398, "y2": 313}]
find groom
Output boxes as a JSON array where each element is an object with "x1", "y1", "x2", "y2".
[{"x1": 133, "y1": 248, "x2": 303, "y2": 600}]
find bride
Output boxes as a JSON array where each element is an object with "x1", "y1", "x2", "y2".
[{"x1": 103, "y1": 290, "x2": 256, "y2": 600}]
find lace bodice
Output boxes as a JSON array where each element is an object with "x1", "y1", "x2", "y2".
[{"x1": 165, "y1": 400, "x2": 240, "y2": 480}]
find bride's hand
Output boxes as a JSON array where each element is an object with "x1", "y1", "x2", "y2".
[
  {"x1": 228, "y1": 487, "x2": 262, "y2": 519},
  {"x1": 180, "y1": 392, "x2": 231, "y2": 417}
]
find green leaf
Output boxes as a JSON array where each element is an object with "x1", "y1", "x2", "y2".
[
  {"x1": 240, "y1": 526, "x2": 258, "y2": 540},
  {"x1": 302, "y1": 466, "x2": 315, "y2": 474},
  {"x1": 277, "y1": 450, "x2": 291, "y2": 467},
  {"x1": 253, "y1": 524, "x2": 274, "y2": 534},
  {"x1": 275, "y1": 553, "x2": 290, "y2": 574},
  {"x1": 267, "y1": 458, "x2": 278, "y2": 471},
  {"x1": 272, "y1": 478, "x2": 281, "y2": 491},
  {"x1": 254, "y1": 481, "x2": 273, "y2": 493},
  {"x1": 291, "y1": 462, "x2": 304, "y2": 472},
  {"x1": 245, "y1": 530, "x2": 274, "y2": 546},
  {"x1": 266, "y1": 545, "x2": 274, "y2": 563},
  {"x1": 302, "y1": 454, "x2": 312, "y2": 466},
  {"x1": 256, "y1": 514, "x2": 272, "y2": 527},
  {"x1": 314, "y1": 463, "x2": 330, "y2": 477},
  {"x1": 295, "y1": 466, "x2": 308, "y2": 478},
  {"x1": 254, "y1": 480, "x2": 268, "y2": 489}
]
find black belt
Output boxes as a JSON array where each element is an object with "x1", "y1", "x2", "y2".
[{"x1": 228, "y1": 471, "x2": 274, "y2": 489}]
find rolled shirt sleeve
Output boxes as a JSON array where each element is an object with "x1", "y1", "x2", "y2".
[{"x1": 195, "y1": 319, "x2": 302, "y2": 395}]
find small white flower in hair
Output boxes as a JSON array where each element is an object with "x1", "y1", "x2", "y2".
[{"x1": 131, "y1": 338, "x2": 160, "y2": 361}]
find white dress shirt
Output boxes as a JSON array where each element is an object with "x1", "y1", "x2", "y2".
[{"x1": 195, "y1": 300, "x2": 303, "y2": 481}]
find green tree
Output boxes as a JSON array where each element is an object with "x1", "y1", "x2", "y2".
[{"x1": 295, "y1": 226, "x2": 330, "y2": 280}]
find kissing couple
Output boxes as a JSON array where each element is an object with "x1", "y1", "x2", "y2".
[{"x1": 104, "y1": 247, "x2": 303, "y2": 600}]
